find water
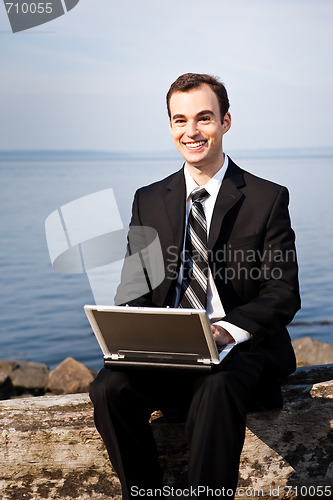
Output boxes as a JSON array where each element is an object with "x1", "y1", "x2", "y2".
[{"x1": 1, "y1": 150, "x2": 332, "y2": 371}]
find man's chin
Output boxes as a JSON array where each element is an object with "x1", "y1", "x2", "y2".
[{"x1": 184, "y1": 157, "x2": 208, "y2": 169}]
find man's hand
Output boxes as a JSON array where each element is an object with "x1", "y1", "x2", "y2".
[{"x1": 210, "y1": 324, "x2": 235, "y2": 349}]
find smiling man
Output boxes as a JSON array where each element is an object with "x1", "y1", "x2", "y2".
[
  {"x1": 168, "y1": 79, "x2": 231, "y2": 182},
  {"x1": 90, "y1": 73, "x2": 301, "y2": 499}
]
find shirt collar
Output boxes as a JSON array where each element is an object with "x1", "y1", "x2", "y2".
[{"x1": 184, "y1": 154, "x2": 229, "y2": 200}]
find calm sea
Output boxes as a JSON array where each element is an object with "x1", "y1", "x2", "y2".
[{"x1": 1, "y1": 150, "x2": 332, "y2": 371}]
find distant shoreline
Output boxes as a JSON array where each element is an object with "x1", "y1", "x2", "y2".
[{"x1": 1, "y1": 146, "x2": 333, "y2": 162}]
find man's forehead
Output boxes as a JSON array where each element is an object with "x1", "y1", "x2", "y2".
[{"x1": 169, "y1": 84, "x2": 219, "y2": 116}]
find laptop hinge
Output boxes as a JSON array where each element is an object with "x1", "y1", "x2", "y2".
[
  {"x1": 197, "y1": 358, "x2": 211, "y2": 365},
  {"x1": 110, "y1": 353, "x2": 125, "y2": 360}
]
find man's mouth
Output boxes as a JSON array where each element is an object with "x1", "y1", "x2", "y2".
[{"x1": 183, "y1": 140, "x2": 207, "y2": 150}]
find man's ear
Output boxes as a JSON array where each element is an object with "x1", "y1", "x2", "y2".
[{"x1": 222, "y1": 112, "x2": 231, "y2": 135}]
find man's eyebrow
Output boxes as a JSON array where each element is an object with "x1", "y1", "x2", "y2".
[
  {"x1": 171, "y1": 110, "x2": 215, "y2": 120},
  {"x1": 171, "y1": 114, "x2": 186, "y2": 120},
  {"x1": 196, "y1": 110, "x2": 214, "y2": 117}
]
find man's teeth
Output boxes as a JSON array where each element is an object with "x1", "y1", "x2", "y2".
[{"x1": 185, "y1": 141, "x2": 205, "y2": 149}]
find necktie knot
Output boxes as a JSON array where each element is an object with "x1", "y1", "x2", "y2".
[{"x1": 191, "y1": 188, "x2": 209, "y2": 204}]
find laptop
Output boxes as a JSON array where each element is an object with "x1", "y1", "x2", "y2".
[{"x1": 84, "y1": 305, "x2": 234, "y2": 371}]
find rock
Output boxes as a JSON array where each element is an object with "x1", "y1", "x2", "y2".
[
  {"x1": 238, "y1": 368, "x2": 333, "y2": 497},
  {"x1": 0, "y1": 364, "x2": 332, "y2": 500},
  {"x1": 0, "y1": 360, "x2": 15, "y2": 377},
  {"x1": 284, "y1": 363, "x2": 333, "y2": 385},
  {"x1": 0, "y1": 371, "x2": 14, "y2": 400},
  {"x1": 0, "y1": 358, "x2": 98, "y2": 399},
  {"x1": 47, "y1": 357, "x2": 97, "y2": 394},
  {"x1": 0, "y1": 393, "x2": 119, "y2": 500},
  {"x1": 292, "y1": 336, "x2": 333, "y2": 366},
  {"x1": 0, "y1": 360, "x2": 49, "y2": 396}
]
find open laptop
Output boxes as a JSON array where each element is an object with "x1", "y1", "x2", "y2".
[{"x1": 84, "y1": 305, "x2": 234, "y2": 371}]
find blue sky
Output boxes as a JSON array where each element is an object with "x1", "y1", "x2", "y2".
[{"x1": 0, "y1": 0, "x2": 332, "y2": 152}]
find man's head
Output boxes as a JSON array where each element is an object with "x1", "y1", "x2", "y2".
[
  {"x1": 167, "y1": 73, "x2": 231, "y2": 176},
  {"x1": 166, "y1": 73, "x2": 230, "y2": 124}
]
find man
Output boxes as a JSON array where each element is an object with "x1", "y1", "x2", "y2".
[{"x1": 90, "y1": 73, "x2": 300, "y2": 499}]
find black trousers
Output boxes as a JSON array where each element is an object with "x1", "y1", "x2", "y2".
[{"x1": 89, "y1": 341, "x2": 296, "y2": 500}]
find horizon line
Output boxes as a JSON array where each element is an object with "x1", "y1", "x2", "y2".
[{"x1": 0, "y1": 146, "x2": 333, "y2": 161}]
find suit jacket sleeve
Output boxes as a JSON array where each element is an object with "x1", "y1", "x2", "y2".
[
  {"x1": 114, "y1": 189, "x2": 155, "y2": 307},
  {"x1": 221, "y1": 185, "x2": 301, "y2": 345}
]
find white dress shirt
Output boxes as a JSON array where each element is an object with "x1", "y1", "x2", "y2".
[{"x1": 177, "y1": 155, "x2": 251, "y2": 346}]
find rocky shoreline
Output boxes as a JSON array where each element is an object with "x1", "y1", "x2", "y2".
[
  {"x1": 1, "y1": 336, "x2": 332, "y2": 400},
  {"x1": 0, "y1": 357, "x2": 97, "y2": 400}
]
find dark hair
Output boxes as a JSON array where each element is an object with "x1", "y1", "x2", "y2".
[{"x1": 166, "y1": 73, "x2": 230, "y2": 123}]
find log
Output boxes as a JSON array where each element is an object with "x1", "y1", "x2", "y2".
[{"x1": 0, "y1": 365, "x2": 332, "y2": 500}]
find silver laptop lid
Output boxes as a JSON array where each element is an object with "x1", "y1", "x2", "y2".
[{"x1": 84, "y1": 305, "x2": 222, "y2": 368}]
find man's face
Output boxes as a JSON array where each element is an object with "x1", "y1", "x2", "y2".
[{"x1": 169, "y1": 84, "x2": 230, "y2": 170}]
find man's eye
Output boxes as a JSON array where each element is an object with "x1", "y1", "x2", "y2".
[
  {"x1": 175, "y1": 119, "x2": 186, "y2": 124},
  {"x1": 200, "y1": 116, "x2": 211, "y2": 122}
]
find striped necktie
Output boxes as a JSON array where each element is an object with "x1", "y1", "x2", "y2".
[{"x1": 179, "y1": 188, "x2": 210, "y2": 309}]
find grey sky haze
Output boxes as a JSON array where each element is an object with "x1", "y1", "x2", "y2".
[{"x1": 0, "y1": 0, "x2": 332, "y2": 152}]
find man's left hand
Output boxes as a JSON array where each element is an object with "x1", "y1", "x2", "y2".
[{"x1": 211, "y1": 324, "x2": 235, "y2": 348}]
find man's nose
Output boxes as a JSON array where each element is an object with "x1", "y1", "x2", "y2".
[{"x1": 186, "y1": 120, "x2": 199, "y2": 137}]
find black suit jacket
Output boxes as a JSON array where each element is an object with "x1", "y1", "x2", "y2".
[{"x1": 115, "y1": 157, "x2": 301, "y2": 350}]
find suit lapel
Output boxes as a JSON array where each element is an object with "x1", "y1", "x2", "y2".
[
  {"x1": 163, "y1": 168, "x2": 186, "y2": 253},
  {"x1": 208, "y1": 158, "x2": 245, "y2": 249},
  {"x1": 154, "y1": 169, "x2": 186, "y2": 305}
]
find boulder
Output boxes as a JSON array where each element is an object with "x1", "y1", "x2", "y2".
[
  {"x1": 292, "y1": 336, "x2": 333, "y2": 366},
  {"x1": 47, "y1": 357, "x2": 97, "y2": 394},
  {"x1": 0, "y1": 360, "x2": 49, "y2": 396},
  {"x1": 0, "y1": 371, "x2": 14, "y2": 400},
  {"x1": 0, "y1": 364, "x2": 332, "y2": 500}
]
